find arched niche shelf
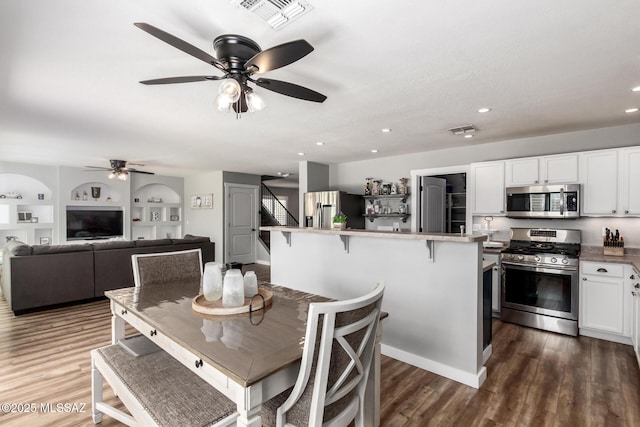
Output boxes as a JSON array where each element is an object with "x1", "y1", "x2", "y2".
[
  {"x1": 133, "y1": 184, "x2": 180, "y2": 204},
  {"x1": 0, "y1": 174, "x2": 52, "y2": 200},
  {"x1": 70, "y1": 182, "x2": 122, "y2": 203}
]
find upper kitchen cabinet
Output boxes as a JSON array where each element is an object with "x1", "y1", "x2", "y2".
[
  {"x1": 505, "y1": 154, "x2": 578, "y2": 187},
  {"x1": 579, "y1": 149, "x2": 619, "y2": 216},
  {"x1": 470, "y1": 161, "x2": 505, "y2": 215},
  {"x1": 618, "y1": 146, "x2": 640, "y2": 216}
]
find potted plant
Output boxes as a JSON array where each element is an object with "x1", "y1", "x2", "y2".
[{"x1": 332, "y1": 212, "x2": 347, "y2": 230}]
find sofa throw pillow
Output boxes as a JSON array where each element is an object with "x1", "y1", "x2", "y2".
[
  {"x1": 92, "y1": 240, "x2": 136, "y2": 251},
  {"x1": 32, "y1": 244, "x2": 92, "y2": 255},
  {"x1": 135, "y1": 238, "x2": 172, "y2": 247},
  {"x1": 181, "y1": 234, "x2": 211, "y2": 243},
  {"x1": 7, "y1": 240, "x2": 32, "y2": 256}
]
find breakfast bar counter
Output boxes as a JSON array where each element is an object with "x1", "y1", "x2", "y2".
[{"x1": 261, "y1": 226, "x2": 489, "y2": 388}]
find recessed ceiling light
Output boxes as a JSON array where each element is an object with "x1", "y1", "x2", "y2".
[
  {"x1": 298, "y1": 152, "x2": 305, "y2": 156},
  {"x1": 371, "y1": 149, "x2": 379, "y2": 153},
  {"x1": 632, "y1": 86, "x2": 640, "y2": 92},
  {"x1": 381, "y1": 128, "x2": 391, "y2": 133},
  {"x1": 316, "y1": 141, "x2": 325, "y2": 146},
  {"x1": 464, "y1": 134, "x2": 474, "y2": 139},
  {"x1": 478, "y1": 107, "x2": 491, "y2": 113},
  {"x1": 625, "y1": 108, "x2": 639, "y2": 113}
]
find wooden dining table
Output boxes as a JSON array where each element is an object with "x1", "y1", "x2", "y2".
[{"x1": 104, "y1": 279, "x2": 382, "y2": 426}]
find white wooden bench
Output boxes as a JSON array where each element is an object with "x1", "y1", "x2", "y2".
[{"x1": 91, "y1": 343, "x2": 239, "y2": 426}]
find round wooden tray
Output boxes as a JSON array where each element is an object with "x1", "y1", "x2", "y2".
[{"x1": 192, "y1": 288, "x2": 273, "y2": 315}]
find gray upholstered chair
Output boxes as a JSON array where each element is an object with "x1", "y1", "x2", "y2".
[
  {"x1": 131, "y1": 248, "x2": 203, "y2": 286},
  {"x1": 262, "y1": 283, "x2": 385, "y2": 427}
]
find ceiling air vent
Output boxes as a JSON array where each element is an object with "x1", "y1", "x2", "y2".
[
  {"x1": 447, "y1": 125, "x2": 477, "y2": 136},
  {"x1": 231, "y1": 0, "x2": 313, "y2": 30}
]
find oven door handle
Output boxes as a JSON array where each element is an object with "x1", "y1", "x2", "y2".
[{"x1": 501, "y1": 260, "x2": 577, "y2": 272}]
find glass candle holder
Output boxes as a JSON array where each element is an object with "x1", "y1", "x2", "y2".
[
  {"x1": 202, "y1": 262, "x2": 223, "y2": 301},
  {"x1": 243, "y1": 271, "x2": 258, "y2": 297},
  {"x1": 222, "y1": 269, "x2": 245, "y2": 307}
]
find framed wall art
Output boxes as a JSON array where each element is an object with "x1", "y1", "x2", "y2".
[{"x1": 191, "y1": 194, "x2": 213, "y2": 209}]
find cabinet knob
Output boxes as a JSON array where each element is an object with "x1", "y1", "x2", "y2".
[
  {"x1": 534, "y1": 180, "x2": 539, "y2": 184},
  {"x1": 635, "y1": 283, "x2": 640, "y2": 289},
  {"x1": 544, "y1": 179, "x2": 548, "y2": 183},
  {"x1": 582, "y1": 277, "x2": 587, "y2": 281},
  {"x1": 612, "y1": 209, "x2": 616, "y2": 214},
  {"x1": 150, "y1": 329, "x2": 157, "y2": 336},
  {"x1": 631, "y1": 275, "x2": 635, "y2": 280},
  {"x1": 625, "y1": 210, "x2": 629, "y2": 214}
]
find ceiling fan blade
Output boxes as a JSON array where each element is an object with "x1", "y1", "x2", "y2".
[
  {"x1": 134, "y1": 22, "x2": 227, "y2": 72},
  {"x1": 245, "y1": 40, "x2": 313, "y2": 74},
  {"x1": 130, "y1": 170, "x2": 155, "y2": 175},
  {"x1": 255, "y1": 78, "x2": 327, "y2": 103},
  {"x1": 140, "y1": 76, "x2": 223, "y2": 85}
]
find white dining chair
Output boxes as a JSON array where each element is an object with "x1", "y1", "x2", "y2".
[
  {"x1": 262, "y1": 283, "x2": 385, "y2": 427},
  {"x1": 131, "y1": 248, "x2": 203, "y2": 286}
]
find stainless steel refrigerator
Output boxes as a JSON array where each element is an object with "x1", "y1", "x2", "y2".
[{"x1": 304, "y1": 191, "x2": 365, "y2": 229}]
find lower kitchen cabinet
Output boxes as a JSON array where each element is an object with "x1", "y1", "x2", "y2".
[{"x1": 579, "y1": 261, "x2": 632, "y2": 344}]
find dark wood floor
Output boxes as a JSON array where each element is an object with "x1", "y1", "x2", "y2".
[{"x1": 0, "y1": 263, "x2": 639, "y2": 426}]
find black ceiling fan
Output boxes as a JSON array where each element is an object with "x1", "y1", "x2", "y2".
[
  {"x1": 134, "y1": 22, "x2": 327, "y2": 113},
  {"x1": 84, "y1": 160, "x2": 154, "y2": 180}
]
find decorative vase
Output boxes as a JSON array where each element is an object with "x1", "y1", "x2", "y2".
[
  {"x1": 333, "y1": 222, "x2": 346, "y2": 230},
  {"x1": 91, "y1": 186, "x2": 101, "y2": 201},
  {"x1": 222, "y1": 269, "x2": 244, "y2": 307},
  {"x1": 243, "y1": 271, "x2": 258, "y2": 297},
  {"x1": 202, "y1": 262, "x2": 223, "y2": 301}
]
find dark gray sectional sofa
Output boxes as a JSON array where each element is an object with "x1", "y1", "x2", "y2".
[{"x1": 1, "y1": 236, "x2": 214, "y2": 314}]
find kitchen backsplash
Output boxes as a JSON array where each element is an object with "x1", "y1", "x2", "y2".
[{"x1": 472, "y1": 216, "x2": 640, "y2": 248}]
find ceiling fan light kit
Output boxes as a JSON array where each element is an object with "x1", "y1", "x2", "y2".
[
  {"x1": 85, "y1": 160, "x2": 154, "y2": 181},
  {"x1": 134, "y1": 22, "x2": 326, "y2": 117}
]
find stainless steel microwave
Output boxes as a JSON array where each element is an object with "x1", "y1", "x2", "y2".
[{"x1": 506, "y1": 184, "x2": 580, "y2": 218}]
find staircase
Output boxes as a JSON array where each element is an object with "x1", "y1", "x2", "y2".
[{"x1": 260, "y1": 183, "x2": 298, "y2": 251}]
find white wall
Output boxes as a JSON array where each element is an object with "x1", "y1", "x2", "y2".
[{"x1": 184, "y1": 171, "x2": 224, "y2": 263}]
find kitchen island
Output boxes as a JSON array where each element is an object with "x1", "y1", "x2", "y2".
[{"x1": 261, "y1": 226, "x2": 488, "y2": 388}]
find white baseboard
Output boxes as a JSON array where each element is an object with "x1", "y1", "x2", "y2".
[
  {"x1": 579, "y1": 328, "x2": 632, "y2": 345},
  {"x1": 255, "y1": 260, "x2": 271, "y2": 266},
  {"x1": 381, "y1": 344, "x2": 487, "y2": 389}
]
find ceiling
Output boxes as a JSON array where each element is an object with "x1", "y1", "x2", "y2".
[{"x1": 1, "y1": 1, "x2": 639, "y2": 181}]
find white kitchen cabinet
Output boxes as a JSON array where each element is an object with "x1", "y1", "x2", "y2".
[
  {"x1": 618, "y1": 146, "x2": 640, "y2": 216},
  {"x1": 470, "y1": 161, "x2": 505, "y2": 215},
  {"x1": 579, "y1": 149, "x2": 619, "y2": 216},
  {"x1": 505, "y1": 154, "x2": 578, "y2": 187},
  {"x1": 483, "y1": 252, "x2": 501, "y2": 315},
  {"x1": 579, "y1": 261, "x2": 632, "y2": 344}
]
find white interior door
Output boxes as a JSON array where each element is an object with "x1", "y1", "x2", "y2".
[
  {"x1": 225, "y1": 184, "x2": 258, "y2": 264},
  {"x1": 420, "y1": 177, "x2": 446, "y2": 232}
]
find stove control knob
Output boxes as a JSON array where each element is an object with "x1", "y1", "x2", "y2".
[
  {"x1": 562, "y1": 258, "x2": 569, "y2": 264},
  {"x1": 534, "y1": 256, "x2": 541, "y2": 262},
  {"x1": 550, "y1": 257, "x2": 557, "y2": 263},
  {"x1": 517, "y1": 255, "x2": 524, "y2": 261}
]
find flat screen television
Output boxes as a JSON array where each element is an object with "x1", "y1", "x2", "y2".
[{"x1": 66, "y1": 207, "x2": 124, "y2": 240}]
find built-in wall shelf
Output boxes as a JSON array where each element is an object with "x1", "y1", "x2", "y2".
[
  {"x1": 131, "y1": 183, "x2": 182, "y2": 240},
  {"x1": 0, "y1": 173, "x2": 54, "y2": 245}
]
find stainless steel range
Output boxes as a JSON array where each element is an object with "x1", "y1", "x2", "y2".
[{"x1": 501, "y1": 228, "x2": 581, "y2": 336}]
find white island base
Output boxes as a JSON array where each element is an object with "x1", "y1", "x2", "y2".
[{"x1": 263, "y1": 227, "x2": 488, "y2": 388}]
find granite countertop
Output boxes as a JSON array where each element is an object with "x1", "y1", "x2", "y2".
[
  {"x1": 260, "y1": 226, "x2": 487, "y2": 243},
  {"x1": 580, "y1": 245, "x2": 640, "y2": 271}
]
